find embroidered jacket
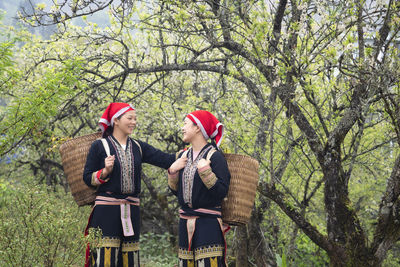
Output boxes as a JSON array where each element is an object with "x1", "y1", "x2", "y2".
[
  {"x1": 169, "y1": 143, "x2": 230, "y2": 209},
  {"x1": 83, "y1": 135, "x2": 175, "y2": 197}
]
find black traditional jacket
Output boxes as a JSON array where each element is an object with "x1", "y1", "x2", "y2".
[
  {"x1": 170, "y1": 143, "x2": 231, "y2": 210},
  {"x1": 83, "y1": 135, "x2": 175, "y2": 197}
]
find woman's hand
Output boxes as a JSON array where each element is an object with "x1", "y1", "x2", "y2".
[
  {"x1": 197, "y1": 158, "x2": 211, "y2": 169},
  {"x1": 169, "y1": 155, "x2": 188, "y2": 174},
  {"x1": 102, "y1": 155, "x2": 115, "y2": 178}
]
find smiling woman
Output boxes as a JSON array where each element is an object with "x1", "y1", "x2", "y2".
[
  {"x1": 82, "y1": 102, "x2": 176, "y2": 267},
  {"x1": 113, "y1": 110, "x2": 137, "y2": 137},
  {"x1": 168, "y1": 110, "x2": 231, "y2": 267}
]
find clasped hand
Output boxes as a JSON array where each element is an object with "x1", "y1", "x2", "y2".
[
  {"x1": 197, "y1": 158, "x2": 211, "y2": 169},
  {"x1": 169, "y1": 155, "x2": 211, "y2": 174},
  {"x1": 169, "y1": 155, "x2": 188, "y2": 173},
  {"x1": 102, "y1": 155, "x2": 115, "y2": 178}
]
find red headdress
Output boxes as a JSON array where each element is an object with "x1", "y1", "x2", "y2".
[
  {"x1": 99, "y1": 103, "x2": 135, "y2": 133},
  {"x1": 186, "y1": 110, "x2": 224, "y2": 147}
]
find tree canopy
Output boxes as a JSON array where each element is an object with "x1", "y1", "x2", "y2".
[{"x1": 1, "y1": 0, "x2": 400, "y2": 266}]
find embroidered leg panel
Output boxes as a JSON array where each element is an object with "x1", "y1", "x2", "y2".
[
  {"x1": 179, "y1": 248, "x2": 195, "y2": 267},
  {"x1": 178, "y1": 259, "x2": 195, "y2": 267},
  {"x1": 195, "y1": 257, "x2": 224, "y2": 267},
  {"x1": 89, "y1": 237, "x2": 121, "y2": 267},
  {"x1": 194, "y1": 245, "x2": 225, "y2": 267},
  {"x1": 121, "y1": 241, "x2": 140, "y2": 267}
]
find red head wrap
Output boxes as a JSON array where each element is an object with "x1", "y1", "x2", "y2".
[
  {"x1": 99, "y1": 103, "x2": 135, "y2": 133},
  {"x1": 186, "y1": 110, "x2": 224, "y2": 147}
]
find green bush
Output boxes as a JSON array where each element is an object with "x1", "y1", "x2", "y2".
[
  {"x1": 0, "y1": 178, "x2": 91, "y2": 266},
  {"x1": 291, "y1": 233, "x2": 329, "y2": 267},
  {"x1": 0, "y1": 177, "x2": 180, "y2": 266},
  {"x1": 140, "y1": 232, "x2": 177, "y2": 267}
]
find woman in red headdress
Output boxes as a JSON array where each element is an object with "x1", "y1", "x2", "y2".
[
  {"x1": 168, "y1": 110, "x2": 231, "y2": 267},
  {"x1": 83, "y1": 103, "x2": 176, "y2": 267}
]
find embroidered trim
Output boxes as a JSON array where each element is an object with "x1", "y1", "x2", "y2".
[
  {"x1": 182, "y1": 146, "x2": 212, "y2": 206},
  {"x1": 178, "y1": 248, "x2": 194, "y2": 260},
  {"x1": 109, "y1": 136, "x2": 135, "y2": 194},
  {"x1": 91, "y1": 172, "x2": 99, "y2": 186},
  {"x1": 198, "y1": 165, "x2": 211, "y2": 173},
  {"x1": 194, "y1": 245, "x2": 224, "y2": 260},
  {"x1": 99, "y1": 237, "x2": 121, "y2": 248},
  {"x1": 91, "y1": 171, "x2": 101, "y2": 186},
  {"x1": 122, "y1": 241, "x2": 140, "y2": 252},
  {"x1": 199, "y1": 171, "x2": 217, "y2": 189},
  {"x1": 97, "y1": 169, "x2": 109, "y2": 184},
  {"x1": 91, "y1": 169, "x2": 109, "y2": 186},
  {"x1": 168, "y1": 174, "x2": 179, "y2": 191}
]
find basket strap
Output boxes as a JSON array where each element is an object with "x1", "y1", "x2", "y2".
[
  {"x1": 101, "y1": 138, "x2": 111, "y2": 157},
  {"x1": 206, "y1": 147, "x2": 216, "y2": 161},
  {"x1": 180, "y1": 149, "x2": 189, "y2": 159},
  {"x1": 101, "y1": 138, "x2": 142, "y2": 158}
]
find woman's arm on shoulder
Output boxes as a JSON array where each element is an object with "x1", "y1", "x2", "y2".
[
  {"x1": 137, "y1": 140, "x2": 176, "y2": 169},
  {"x1": 167, "y1": 150, "x2": 187, "y2": 195}
]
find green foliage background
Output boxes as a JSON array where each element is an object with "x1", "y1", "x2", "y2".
[{"x1": 0, "y1": 1, "x2": 399, "y2": 266}]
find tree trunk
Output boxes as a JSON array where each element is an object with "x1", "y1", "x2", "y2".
[
  {"x1": 287, "y1": 223, "x2": 299, "y2": 265},
  {"x1": 328, "y1": 251, "x2": 380, "y2": 267},
  {"x1": 323, "y1": 148, "x2": 373, "y2": 267},
  {"x1": 248, "y1": 208, "x2": 277, "y2": 267},
  {"x1": 235, "y1": 225, "x2": 248, "y2": 267},
  {"x1": 372, "y1": 154, "x2": 400, "y2": 264}
]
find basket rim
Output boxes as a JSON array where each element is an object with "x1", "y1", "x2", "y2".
[
  {"x1": 59, "y1": 131, "x2": 102, "y2": 151},
  {"x1": 224, "y1": 153, "x2": 259, "y2": 168}
]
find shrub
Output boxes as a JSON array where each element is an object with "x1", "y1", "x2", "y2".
[
  {"x1": 0, "y1": 177, "x2": 91, "y2": 266},
  {"x1": 140, "y1": 232, "x2": 177, "y2": 267}
]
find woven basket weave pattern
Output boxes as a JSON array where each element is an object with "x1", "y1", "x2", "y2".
[
  {"x1": 59, "y1": 132, "x2": 102, "y2": 206},
  {"x1": 222, "y1": 153, "x2": 260, "y2": 226}
]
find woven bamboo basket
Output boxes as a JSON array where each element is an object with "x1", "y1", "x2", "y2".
[
  {"x1": 222, "y1": 153, "x2": 260, "y2": 226},
  {"x1": 59, "y1": 132, "x2": 102, "y2": 206}
]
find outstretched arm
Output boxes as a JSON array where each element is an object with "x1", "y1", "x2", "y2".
[{"x1": 139, "y1": 140, "x2": 176, "y2": 169}]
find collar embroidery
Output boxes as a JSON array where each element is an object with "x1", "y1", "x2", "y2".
[
  {"x1": 182, "y1": 146, "x2": 212, "y2": 206},
  {"x1": 109, "y1": 136, "x2": 135, "y2": 194}
]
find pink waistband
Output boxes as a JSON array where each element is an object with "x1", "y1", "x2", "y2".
[
  {"x1": 179, "y1": 207, "x2": 228, "y2": 256},
  {"x1": 95, "y1": 196, "x2": 140, "y2": 237},
  {"x1": 179, "y1": 208, "x2": 222, "y2": 217},
  {"x1": 95, "y1": 196, "x2": 140, "y2": 206}
]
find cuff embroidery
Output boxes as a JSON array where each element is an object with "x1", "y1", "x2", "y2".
[
  {"x1": 168, "y1": 170, "x2": 179, "y2": 191},
  {"x1": 198, "y1": 167, "x2": 217, "y2": 189},
  {"x1": 91, "y1": 169, "x2": 108, "y2": 186}
]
